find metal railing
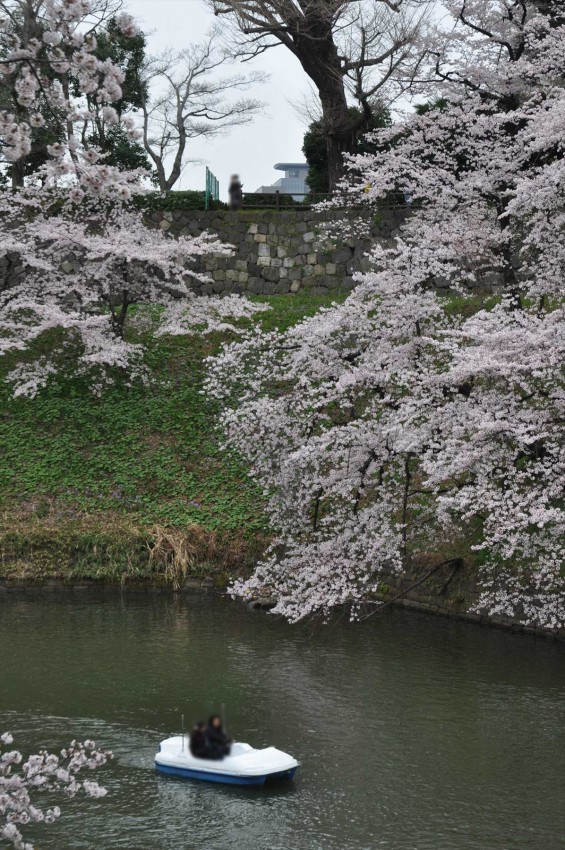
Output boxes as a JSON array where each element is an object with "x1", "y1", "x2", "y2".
[
  {"x1": 205, "y1": 167, "x2": 220, "y2": 211},
  {"x1": 240, "y1": 190, "x2": 413, "y2": 211},
  {"x1": 241, "y1": 191, "x2": 329, "y2": 210}
]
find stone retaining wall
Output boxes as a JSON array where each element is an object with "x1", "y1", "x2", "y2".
[
  {"x1": 0, "y1": 206, "x2": 503, "y2": 296},
  {"x1": 149, "y1": 208, "x2": 410, "y2": 296}
]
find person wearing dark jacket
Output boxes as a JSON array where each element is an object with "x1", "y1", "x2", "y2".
[
  {"x1": 206, "y1": 715, "x2": 232, "y2": 757},
  {"x1": 228, "y1": 175, "x2": 243, "y2": 211},
  {"x1": 189, "y1": 721, "x2": 209, "y2": 758}
]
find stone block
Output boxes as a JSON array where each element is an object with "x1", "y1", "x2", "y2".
[
  {"x1": 247, "y1": 278, "x2": 264, "y2": 294},
  {"x1": 257, "y1": 256, "x2": 271, "y2": 266},
  {"x1": 278, "y1": 267, "x2": 288, "y2": 278},
  {"x1": 307, "y1": 253, "x2": 317, "y2": 265},
  {"x1": 238, "y1": 271, "x2": 249, "y2": 283},
  {"x1": 283, "y1": 257, "x2": 295, "y2": 268},
  {"x1": 271, "y1": 258, "x2": 282, "y2": 268},
  {"x1": 159, "y1": 220, "x2": 171, "y2": 231},
  {"x1": 324, "y1": 275, "x2": 340, "y2": 289},
  {"x1": 261, "y1": 266, "x2": 280, "y2": 282},
  {"x1": 225, "y1": 269, "x2": 238, "y2": 281},
  {"x1": 234, "y1": 260, "x2": 248, "y2": 271},
  {"x1": 275, "y1": 280, "x2": 290, "y2": 294},
  {"x1": 288, "y1": 269, "x2": 302, "y2": 281},
  {"x1": 212, "y1": 270, "x2": 226, "y2": 281},
  {"x1": 314, "y1": 264, "x2": 325, "y2": 276},
  {"x1": 248, "y1": 223, "x2": 258, "y2": 234},
  {"x1": 290, "y1": 281, "x2": 301, "y2": 293},
  {"x1": 334, "y1": 247, "x2": 352, "y2": 263},
  {"x1": 258, "y1": 243, "x2": 271, "y2": 257},
  {"x1": 277, "y1": 246, "x2": 287, "y2": 258},
  {"x1": 254, "y1": 234, "x2": 267, "y2": 243},
  {"x1": 434, "y1": 275, "x2": 450, "y2": 289},
  {"x1": 325, "y1": 263, "x2": 337, "y2": 275},
  {"x1": 303, "y1": 231, "x2": 316, "y2": 243},
  {"x1": 262, "y1": 281, "x2": 276, "y2": 295}
]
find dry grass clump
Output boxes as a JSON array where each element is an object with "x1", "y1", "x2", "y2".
[{"x1": 147, "y1": 524, "x2": 265, "y2": 589}]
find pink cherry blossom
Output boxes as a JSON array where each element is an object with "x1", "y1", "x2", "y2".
[
  {"x1": 0, "y1": 0, "x2": 268, "y2": 396},
  {"x1": 1, "y1": 733, "x2": 111, "y2": 850},
  {"x1": 208, "y1": 1, "x2": 565, "y2": 628}
]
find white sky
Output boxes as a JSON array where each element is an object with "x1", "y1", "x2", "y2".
[{"x1": 127, "y1": 0, "x2": 312, "y2": 199}]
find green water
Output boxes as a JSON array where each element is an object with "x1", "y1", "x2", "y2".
[{"x1": 1, "y1": 592, "x2": 564, "y2": 850}]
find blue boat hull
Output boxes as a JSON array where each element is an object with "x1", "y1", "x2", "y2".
[{"x1": 155, "y1": 761, "x2": 296, "y2": 786}]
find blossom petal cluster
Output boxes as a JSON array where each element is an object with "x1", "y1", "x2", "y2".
[
  {"x1": 0, "y1": 0, "x2": 268, "y2": 394},
  {"x1": 1, "y1": 732, "x2": 111, "y2": 850},
  {"x1": 207, "y1": 2, "x2": 565, "y2": 627}
]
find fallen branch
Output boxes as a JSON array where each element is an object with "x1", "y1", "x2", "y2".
[{"x1": 358, "y1": 557, "x2": 464, "y2": 621}]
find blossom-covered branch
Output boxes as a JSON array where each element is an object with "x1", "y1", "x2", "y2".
[
  {"x1": 0, "y1": 0, "x2": 268, "y2": 396},
  {"x1": 207, "y1": 1, "x2": 565, "y2": 627},
  {"x1": 1, "y1": 731, "x2": 111, "y2": 850}
]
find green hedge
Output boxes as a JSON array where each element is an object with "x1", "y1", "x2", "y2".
[{"x1": 134, "y1": 190, "x2": 228, "y2": 212}]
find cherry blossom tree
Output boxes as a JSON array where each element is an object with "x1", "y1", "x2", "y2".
[
  {"x1": 207, "y1": 1, "x2": 565, "y2": 629},
  {"x1": 0, "y1": 1, "x2": 266, "y2": 396},
  {"x1": 1, "y1": 731, "x2": 111, "y2": 850}
]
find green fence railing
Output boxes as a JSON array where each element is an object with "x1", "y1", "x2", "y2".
[{"x1": 205, "y1": 167, "x2": 220, "y2": 210}]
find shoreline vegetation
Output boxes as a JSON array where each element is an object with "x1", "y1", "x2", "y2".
[
  {"x1": 4, "y1": 290, "x2": 560, "y2": 640},
  {"x1": 0, "y1": 295, "x2": 337, "y2": 587}
]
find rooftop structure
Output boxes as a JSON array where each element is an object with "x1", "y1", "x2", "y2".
[{"x1": 255, "y1": 162, "x2": 310, "y2": 200}]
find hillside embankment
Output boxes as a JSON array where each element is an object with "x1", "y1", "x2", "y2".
[{"x1": 3, "y1": 284, "x2": 556, "y2": 639}]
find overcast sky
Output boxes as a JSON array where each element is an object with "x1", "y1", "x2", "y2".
[{"x1": 127, "y1": 0, "x2": 312, "y2": 199}]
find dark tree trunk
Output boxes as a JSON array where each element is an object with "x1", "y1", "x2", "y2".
[
  {"x1": 294, "y1": 31, "x2": 367, "y2": 191},
  {"x1": 326, "y1": 135, "x2": 344, "y2": 191},
  {"x1": 11, "y1": 160, "x2": 25, "y2": 189}
]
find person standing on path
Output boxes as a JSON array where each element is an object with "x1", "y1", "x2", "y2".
[{"x1": 228, "y1": 174, "x2": 243, "y2": 210}]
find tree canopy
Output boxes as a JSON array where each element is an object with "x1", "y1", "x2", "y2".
[
  {"x1": 302, "y1": 105, "x2": 391, "y2": 193},
  {"x1": 208, "y1": 0, "x2": 565, "y2": 627}
]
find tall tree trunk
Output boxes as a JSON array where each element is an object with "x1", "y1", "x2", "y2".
[
  {"x1": 296, "y1": 32, "x2": 364, "y2": 191},
  {"x1": 325, "y1": 134, "x2": 345, "y2": 191},
  {"x1": 11, "y1": 160, "x2": 25, "y2": 189}
]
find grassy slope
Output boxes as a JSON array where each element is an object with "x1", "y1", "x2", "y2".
[{"x1": 0, "y1": 294, "x2": 345, "y2": 584}]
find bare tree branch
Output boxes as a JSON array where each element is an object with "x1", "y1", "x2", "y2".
[
  {"x1": 209, "y1": 0, "x2": 430, "y2": 187},
  {"x1": 136, "y1": 29, "x2": 265, "y2": 192}
]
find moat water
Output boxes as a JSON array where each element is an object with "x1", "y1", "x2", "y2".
[{"x1": 1, "y1": 592, "x2": 564, "y2": 850}]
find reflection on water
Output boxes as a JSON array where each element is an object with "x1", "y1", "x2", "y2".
[{"x1": 0, "y1": 592, "x2": 564, "y2": 850}]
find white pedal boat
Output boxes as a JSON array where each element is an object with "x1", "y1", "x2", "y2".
[{"x1": 155, "y1": 736, "x2": 298, "y2": 786}]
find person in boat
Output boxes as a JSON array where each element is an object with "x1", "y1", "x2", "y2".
[
  {"x1": 206, "y1": 715, "x2": 232, "y2": 758},
  {"x1": 189, "y1": 721, "x2": 209, "y2": 759}
]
